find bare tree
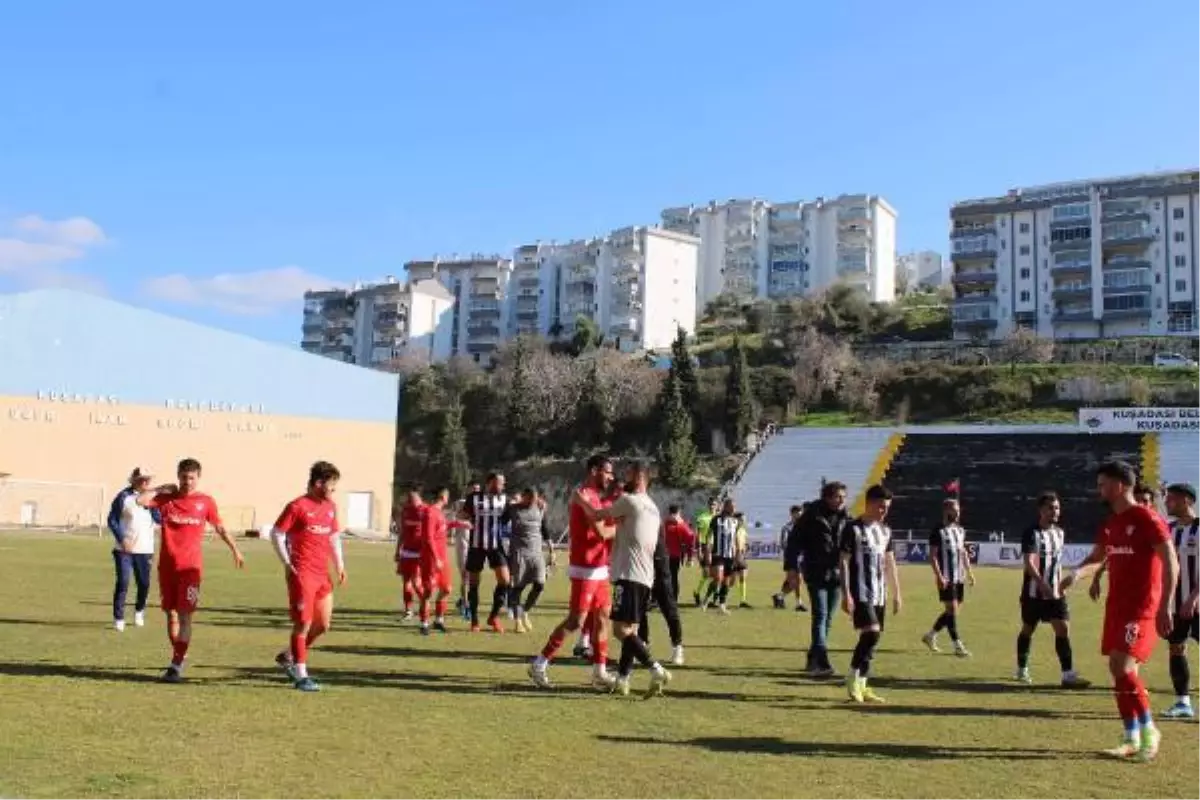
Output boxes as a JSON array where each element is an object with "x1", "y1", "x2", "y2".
[
  {"x1": 998, "y1": 327, "x2": 1054, "y2": 375},
  {"x1": 790, "y1": 327, "x2": 856, "y2": 410}
]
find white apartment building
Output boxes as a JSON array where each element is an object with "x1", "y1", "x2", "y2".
[
  {"x1": 301, "y1": 277, "x2": 454, "y2": 368},
  {"x1": 509, "y1": 226, "x2": 700, "y2": 353},
  {"x1": 949, "y1": 169, "x2": 1200, "y2": 341},
  {"x1": 897, "y1": 251, "x2": 948, "y2": 292},
  {"x1": 404, "y1": 256, "x2": 512, "y2": 363},
  {"x1": 661, "y1": 194, "x2": 898, "y2": 307}
]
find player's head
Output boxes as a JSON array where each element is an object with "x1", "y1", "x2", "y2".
[
  {"x1": 789, "y1": 504, "x2": 802, "y2": 520},
  {"x1": 721, "y1": 497, "x2": 735, "y2": 516},
  {"x1": 469, "y1": 482, "x2": 481, "y2": 494},
  {"x1": 486, "y1": 472, "x2": 505, "y2": 494},
  {"x1": 307, "y1": 461, "x2": 340, "y2": 499},
  {"x1": 432, "y1": 486, "x2": 451, "y2": 506},
  {"x1": 585, "y1": 454, "x2": 613, "y2": 491},
  {"x1": 128, "y1": 467, "x2": 152, "y2": 491},
  {"x1": 176, "y1": 458, "x2": 201, "y2": 493},
  {"x1": 943, "y1": 497, "x2": 960, "y2": 524},
  {"x1": 822, "y1": 480, "x2": 848, "y2": 512},
  {"x1": 1096, "y1": 460, "x2": 1137, "y2": 507},
  {"x1": 623, "y1": 460, "x2": 649, "y2": 492},
  {"x1": 406, "y1": 482, "x2": 424, "y2": 505},
  {"x1": 1133, "y1": 483, "x2": 1156, "y2": 507},
  {"x1": 1165, "y1": 483, "x2": 1197, "y2": 518},
  {"x1": 520, "y1": 486, "x2": 537, "y2": 505},
  {"x1": 863, "y1": 484, "x2": 893, "y2": 522},
  {"x1": 708, "y1": 497, "x2": 719, "y2": 513},
  {"x1": 1037, "y1": 491, "x2": 1061, "y2": 525}
]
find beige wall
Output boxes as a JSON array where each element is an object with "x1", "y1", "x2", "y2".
[{"x1": 0, "y1": 394, "x2": 394, "y2": 532}]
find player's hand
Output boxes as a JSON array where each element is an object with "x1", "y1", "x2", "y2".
[
  {"x1": 1157, "y1": 606, "x2": 1174, "y2": 639},
  {"x1": 1043, "y1": 577, "x2": 1060, "y2": 596},
  {"x1": 892, "y1": 595, "x2": 902, "y2": 615},
  {"x1": 1088, "y1": 577, "x2": 1102, "y2": 602},
  {"x1": 337, "y1": 568, "x2": 348, "y2": 586},
  {"x1": 967, "y1": 573, "x2": 976, "y2": 588},
  {"x1": 434, "y1": 560, "x2": 444, "y2": 573},
  {"x1": 232, "y1": 549, "x2": 245, "y2": 569},
  {"x1": 842, "y1": 595, "x2": 854, "y2": 616},
  {"x1": 937, "y1": 576, "x2": 949, "y2": 590},
  {"x1": 1183, "y1": 592, "x2": 1199, "y2": 620}
]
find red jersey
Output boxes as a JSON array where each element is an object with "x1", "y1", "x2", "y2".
[
  {"x1": 152, "y1": 492, "x2": 221, "y2": 572},
  {"x1": 569, "y1": 484, "x2": 612, "y2": 576},
  {"x1": 398, "y1": 502, "x2": 426, "y2": 558},
  {"x1": 422, "y1": 506, "x2": 466, "y2": 562},
  {"x1": 1099, "y1": 504, "x2": 1171, "y2": 620},
  {"x1": 664, "y1": 517, "x2": 696, "y2": 559},
  {"x1": 274, "y1": 495, "x2": 339, "y2": 579}
]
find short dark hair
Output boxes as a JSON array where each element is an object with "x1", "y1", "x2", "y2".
[
  {"x1": 1133, "y1": 483, "x2": 1156, "y2": 498},
  {"x1": 407, "y1": 481, "x2": 425, "y2": 494},
  {"x1": 790, "y1": 505, "x2": 802, "y2": 514},
  {"x1": 1166, "y1": 483, "x2": 1197, "y2": 502},
  {"x1": 1096, "y1": 460, "x2": 1137, "y2": 487},
  {"x1": 586, "y1": 454, "x2": 610, "y2": 471},
  {"x1": 864, "y1": 484, "x2": 892, "y2": 502},
  {"x1": 521, "y1": 486, "x2": 537, "y2": 497},
  {"x1": 668, "y1": 504, "x2": 680, "y2": 514},
  {"x1": 485, "y1": 472, "x2": 502, "y2": 483},
  {"x1": 627, "y1": 460, "x2": 648, "y2": 475},
  {"x1": 177, "y1": 458, "x2": 201, "y2": 475},
  {"x1": 308, "y1": 461, "x2": 340, "y2": 486},
  {"x1": 1037, "y1": 491, "x2": 1059, "y2": 508},
  {"x1": 822, "y1": 481, "x2": 848, "y2": 499}
]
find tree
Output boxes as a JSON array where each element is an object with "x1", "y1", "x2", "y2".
[
  {"x1": 657, "y1": 373, "x2": 697, "y2": 487},
  {"x1": 723, "y1": 335, "x2": 756, "y2": 453},
  {"x1": 506, "y1": 336, "x2": 536, "y2": 457},
  {"x1": 434, "y1": 396, "x2": 470, "y2": 491},
  {"x1": 999, "y1": 327, "x2": 1055, "y2": 375},
  {"x1": 576, "y1": 359, "x2": 613, "y2": 448},
  {"x1": 667, "y1": 326, "x2": 701, "y2": 442},
  {"x1": 570, "y1": 315, "x2": 602, "y2": 356}
]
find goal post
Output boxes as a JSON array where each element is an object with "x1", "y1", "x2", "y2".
[{"x1": 0, "y1": 477, "x2": 109, "y2": 533}]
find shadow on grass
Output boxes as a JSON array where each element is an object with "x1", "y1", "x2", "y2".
[
  {"x1": 839, "y1": 703, "x2": 1110, "y2": 721},
  {"x1": 0, "y1": 660, "x2": 162, "y2": 684},
  {"x1": 0, "y1": 616, "x2": 106, "y2": 630},
  {"x1": 322, "y1": 643, "x2": 533, "y2": 665},
  {"x1": 595, "y1": 734, "x2": 1088, "y2": 761},
  {"x1": 865, "y1": 675, "x2": 1102, "y2": 695}
]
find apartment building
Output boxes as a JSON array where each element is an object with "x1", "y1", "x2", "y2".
[
  {"x1": 661, "y1": 194, "x2": 898, "y2": 307},
  {"x1": 949, "y1": 169, "x2": 1200, "y2": 341},
  {"x1": 510, "y1": 226, "x2": 700, "y2": 353},
  {"x1": 300, "y1": 277, "x2": 454, "y2": 368},
  {"x1": 404, "y1": 256, "x2": 512, "y2": 363},
  {"x1": 897, "y1": 251, "x2": 948, "y2": 292}
]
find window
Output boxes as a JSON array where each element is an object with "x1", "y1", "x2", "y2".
[
  {"x1": 1174, "y1": 208, "x2": 1186, "y2": 220},
  {"x1": 1176, "y1": 255, "x2": 1188, "y2": 267},
  {"x1": 1020, "y1": 267, "x2": 1031, "y2": 279},
  {"x1": 1019, "y1": 290, "x2": 1031, "y2": 302},
  {"x1": 1019, "y1": 222, "x2": 1030, "y2": 234},
  {"x1": 1174, "y1": 231, "x2": 1186, "y2": 243},
  {"x1": 1001, "y1": 240, "x2": 1006, "y2": 249},
  {"x1": 1019, "y1": 245, "x2": 1030, "y2": 256},
  {"x1": 1176, "y1": 280, "x2": 1187, "y2": 292}
]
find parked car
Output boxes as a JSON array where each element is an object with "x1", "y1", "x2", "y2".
[{"x1": 1153, "y1": 352, "x2": 1198, "y2": 368}]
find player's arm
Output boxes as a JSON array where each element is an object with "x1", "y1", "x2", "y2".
[
  {"x1": 928, "y1": 528, "x2": 945, "y2": 587},
  {"x1": 135, "y1": 485, "x2": 176, "y2": 508},
  {"x1": 1154, "y1": 539, "x2": 1181, "y2": 637},
  {"x1": 1019, "y1": 527, "x2": 1051, "y2": 595},
  {"x1": 590, "y1": 502, "x2": 624, "y2": 540},
  {"x1": 1060, "y1": 542, "x2": 1107, "y2": 591},
  {"x1": 838, "y1": 525, "x2": 856, "y2": 613},
  {"x1": 961, "y1": 542, "x2": 976, "y2": 586},
  {"x1": 331, "y1": 528, "x2": 347, "y2": 585},
  {"x1": 420, "y1": 509, "x2": 441, "y2": 570},
  {"x1": 209, "y1": 506, "x2": 244, "y2": 569},
  {"x1": 886, "y1": 549, "x2": 902, "y2": 615}
]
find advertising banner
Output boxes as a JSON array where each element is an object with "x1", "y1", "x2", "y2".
[
  {"x1": 976, "y1": 542, "x2": 1092, "y2": 568},
  {"x1": 1078, "y1": 407, "x2": 1200, "y2": 433}
]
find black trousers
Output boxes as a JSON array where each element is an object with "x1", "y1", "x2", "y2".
[
  {"x1": 668, "y1": 557, "x2": 683, "y2": 602},
  {"x1": 639, "y1": 568, "x2": 683, "y2": 648}
]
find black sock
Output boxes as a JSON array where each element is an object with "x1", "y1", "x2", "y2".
[
  {"x1": 703, "y1": 582, "x2": 718, "y2": 602},
  {"x1": 623, "y1": 633, "x2": 654, "y2": 668},
  {"x1": 468, "y1": 585, "x2": 480, "y2": 624},
  {"x1": 850, "y1": 630, "x2": 880, "y2": 677},
  {"x1": 507, "y1": 585, "x2": 522, "y2": 610},
  {"x1": 1170, "y1": 653, "x2": 1190, "y2": 697},
  {"x1": 618, "y1": 638, "x2": 637, "y2": 677},
  {"x1": 946, "y1": 613, "x2": 959, "y2": 642},
  {"x1": 489, "y1": 583, "x2": 507, "y2": 620},
  {"x1": 717, "y1": 583, "x2": 729, "y2": 604},
  {"x1": 1016, "y1": 631, "x2": 1032, "y2": 669},
  {"x1": 932, "y1": 612, "x2": 948, "y2": 632},
  {"x1": 524, "y1": 583, "x2": 544, "y2": 612},
  {"x1": 1054, "y1": 635, "x2": 1073, "y2": 672}
]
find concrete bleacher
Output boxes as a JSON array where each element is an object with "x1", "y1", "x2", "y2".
[{"x1": 732, "y1": 428, "x2": 894, "y2": 529}]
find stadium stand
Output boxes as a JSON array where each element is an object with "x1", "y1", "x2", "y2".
[{"x1": 1159, "y1": 431, "x2": 1200, "y2": 489}]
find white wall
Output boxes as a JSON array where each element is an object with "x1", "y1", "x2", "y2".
[
  {"x1": 407, "y1": 290, "x2": 454, "y2": 362},
  {"x1": 641, "y1": 231, "x2": 699, "y2": 351},
  {"x1": 871, "y1": 202, "x2": 897, "y2": 303}
]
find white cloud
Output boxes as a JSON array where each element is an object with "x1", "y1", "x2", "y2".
[
  {"x1": 0, "y1": 214, "x2": 109, "y2": 291},
  {"x1": 141, "y1": 266, "x2": 340, "y2": 315}
]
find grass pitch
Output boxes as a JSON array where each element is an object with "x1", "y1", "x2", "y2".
[{"x1": 0, "y1": 532, "x2": 1196, "y2": 799}]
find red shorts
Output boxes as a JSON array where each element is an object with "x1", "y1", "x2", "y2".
[
  {"x1": 397, "y1": 556, "x2": 421, "y2": 582},
  {"x1": 287, "y1": 572, "x2": 334, "y2": 625},
  {"x1": 569, "y1": 578, "x2": 611, "y2": 616},
  {"x1": 1102, "y1": 615, "x2": 1158, "y2": 664},
  {"x1": 159, "y1": 567, "x2": 202, "y2": 614},
  {"x1": 419, "y1": 556, "x2": 452, "y2": 595}
]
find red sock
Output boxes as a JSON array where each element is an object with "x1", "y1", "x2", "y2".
[
  {"x1": 1127, "y1": 672, "x2": 1151, "y2": 720},
  {"x1": 291, "y1": 632, "x2": 308, "y2": 666},
  {"x1": 541, "y1": 629, "x2": 565, "y2": 660},
  {"x1": 1113, "y1": 673, "x2": 1136, "y2": 722},
  {"x1": 419, "y1": 601, "x2": 430, "y2": 623},
  {"x1": 403, "y1": 586, "x2": 413, "y2": 608},
  {"x1": 171, "y1": 638, "x2": 189, "y2": 667}
]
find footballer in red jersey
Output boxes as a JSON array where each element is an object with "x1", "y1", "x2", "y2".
[
  {"x1": 395, "y1": 484, "x2": 427, "y2": 619},
  {"x1": 528, "y1": 454, "x2": 617, "y2": 690},
  {"x1": 137, "y1": 457, "x2": 244, "y2": 683},
  {"x1": 418, "y1": 487, "x2": 470, "y2": 634},
  {"x1": 270, "y1": 461, "x2": 346, "y2": 692},
  {"x1": 1062, "y1": 460, "x2": 1179, "y2": 762}
]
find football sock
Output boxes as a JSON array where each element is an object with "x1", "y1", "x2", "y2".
[
  {"x1": 1016, "y1": 631, "x2": 1032, "y2": 669},
  {"x1": 1054, "y1": 635, "x2": 1073, "y2": 672},
  {"x1": 1169, "y1": 653, "x2": 1190, "y2": 698},
  {"x1": 946, "y1": 613, "x2": 960, "y2": 642}
]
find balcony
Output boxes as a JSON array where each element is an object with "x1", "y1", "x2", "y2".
[
  {"x1": 1101, "y1": 202, "x2": 1150, "y2": 223},
  {"x1": 468, "y1": 304, "x2": 501, "y2": 319},
  {"x1": 951, "y1": 237, "x2": 998, "y2": 261},
  {"x1": 1053, "y1": 307, "x2": 1095, "y2": 323},
  {"x1": 515, "y1": 308, "x2": 539, "y2": 322},
  {"x1": 467, "y1": 322, "x2": 501, "y2": 336},
  {"x1": 1102, "y1": 303, "x2": 1152, "y2": 320},
  {"x1": 1049, "y1": 236, "x2": 1092, "y2": 252},
  {"x1": 1052, "y1": 284, "x2": 1093, "y2": 301},
  {"x1": 469, "y1": 287, "x2": 501, "y2": 300},
  {"x1": 302, "y1": 318, "x2": 324, "y2": 333},
  {"x1": 1102, "y1": 225, "x2": 1154, "y2": 248},
  {"x1": 837, "y1": 206, "x2": 870, "y2": 224},
  {"x1": 951, "y1": 269, "x2": 998, "y2": 286},
  {"x1": 1102, "y1": 257, "x2": 1151, "y2": 271},
  {"x1": 954, "y1": 291, "x2": 997, "y2": 305},
  {"x1": 515, "y1": 293, "x2": 538, "y2": 306},
  {"x1": 951, "y1": 224, "x2": 997, "y2": 238},
  {"x1": 466, "y1": 341, "x2": 499, "y2": 355},
  {"x1": 517, "y1": 276, "x2": 540, "y2": 289},
  {"x1": 1102, "y1": 281, "x2": 1152, "y2": 296},
  {"x1": 953, "y1": 315, "x2": 999, "y2": 331},
  {"x1": 1050, "y1": 259, "x2": 1092, "y2": 277},
  {"x1": 565, "y1": 279, "x2": 596, "y2": 295}
]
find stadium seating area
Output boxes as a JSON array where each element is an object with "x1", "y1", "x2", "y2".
[
  {"x1": 881, "y1": 430, "x2": 1144, "y2": 541},
  {"x1": 1159, "y1": 432, "x2": 1200, "y2": 489}
]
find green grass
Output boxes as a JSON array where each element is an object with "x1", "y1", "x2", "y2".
[{"x1": 0, "y1": 533, "x2": 1196, "y2": 799}]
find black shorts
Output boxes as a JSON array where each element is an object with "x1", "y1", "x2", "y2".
[
  {"x1": 1020, "y1": 597, "x2": 1070, "y2": 626},
  {"x1": 852, "y1": 602, "x2": 886, "y2": 631},
  {"x1": 731, "y1": 558, "x2": 748, "y2": 573},
  {"x1": 711, "y1": 557, "x2": 734, "y2": 574},
  {"x1": 466, "y1": 547, "x2": 505, "y2": 572},
  {"x1": 938, "y1": 583, "x2": 965, "y2": 603},
  {"x1": 611, "y1": 580, "x2": 650, "y2": 624},
  {"x1": 698, "y1": 552, "x2": 712, "y2": 568},
  {"x1": 1168, "y1": 614, "x2": 1200, "y2": 645}
]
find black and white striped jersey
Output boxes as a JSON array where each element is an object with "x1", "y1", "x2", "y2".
[
  {"x1": 779, "y1": 520, "x2": 794, "y2": 550},
  {"x1": 466, "y1": 492, "x2": 510, "y2": 550},
  {"x1": 1020, "y1": 524, "x2": 1065, "y2": 599},
  {"x1": 709, "y1": 514, "x2": 739, "y2": 560},
  {"x1": 929, "y1": 523, "x2": 968, "y2": 585},
  {"x1": 1172, "y1": 518, "x2": 1199, "y2": 612},
  {"x1": 840, "y1": 519, "x2": 894, "y2": 606}
]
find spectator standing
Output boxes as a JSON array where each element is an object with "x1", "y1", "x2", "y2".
[{"x1": 107, "y1": 468, "x2": 159, "y2": 632}]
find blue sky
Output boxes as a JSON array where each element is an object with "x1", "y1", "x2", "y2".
[{"x1": 1, "y1": 0, "x2": 1196, "y2": 344}]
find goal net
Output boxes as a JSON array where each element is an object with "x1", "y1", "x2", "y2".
[{"x1": 0, "y1": 478, "x2": 109, "y2": 532}]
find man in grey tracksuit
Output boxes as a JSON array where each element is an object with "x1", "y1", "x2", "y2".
[{"x1": 506, "y1": 488, "x2": 550, "y2": 633}]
